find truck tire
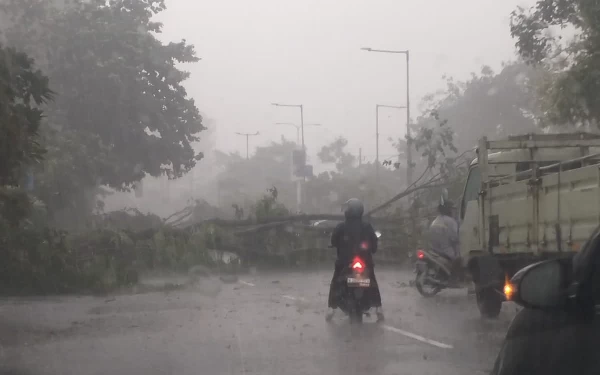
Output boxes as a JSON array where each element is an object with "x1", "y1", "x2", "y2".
[{"x1": 476, "y1": 287, "x2": 502, "y2": 318}]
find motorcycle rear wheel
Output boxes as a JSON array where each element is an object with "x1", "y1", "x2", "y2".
[
  {"x1": 349, "y1": 308, "x2": 363, "y2": 324},
  {"x1": 347, "y1": 291, "x2": 364, "y2": 324},
  {"x1": 415, "y1": 267, "x2": 442, "y2": 297}
]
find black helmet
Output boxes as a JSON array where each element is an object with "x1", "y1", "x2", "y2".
[{"x1": 342, "y1": 198, "x2": 364, "y2": 219}]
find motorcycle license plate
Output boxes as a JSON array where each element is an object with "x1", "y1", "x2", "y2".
[{"x1": 347, "y1": 277, "x2": 370, "y2": 287}]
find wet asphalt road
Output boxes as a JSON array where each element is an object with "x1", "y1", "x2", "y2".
[{"x1": 0, "y1": 268, "x2": 517, "y2": 375}]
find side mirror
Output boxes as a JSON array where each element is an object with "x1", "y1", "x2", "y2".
[
  {"x1": 509, "y1": 259, "x2": 569, "y2": 309},
  {"x1": 375, "y1": 231, "x2": 382, "y2": 238}
]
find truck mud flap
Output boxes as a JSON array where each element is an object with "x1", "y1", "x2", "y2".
[{"x1": 470, "y1": 255, "x2": 504, "y2": 289}]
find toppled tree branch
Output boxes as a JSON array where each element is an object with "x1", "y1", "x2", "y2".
[
  {"x1": 170, "y1": 153, "x2": 468, "y2": 230},
  {"x1": 173, "y1": 177, "x2": 446, "y2": 231},
  {"x1": 203, "y1": 214, "x2": 345, "y2": 227},
  {"x1": 183, "y1": 213, "x2": 410, "y2": 233},
  {"x1": 164, "y1": 206, "x2": 191, "y2": 224},
  {"x1": 168, "y1": 211, "x2": 193, "y2": 227},
  {"x1": 367, "y1": 181, "x2": 445, "y2": 216},
  {"x1": 367, "y1": 152, "x2": 471, "y2": 216}
]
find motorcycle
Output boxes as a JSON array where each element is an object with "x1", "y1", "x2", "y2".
[
  {"x1": 414, "y1": 248, "x2": 464, "y2": 297},
  {"x1": 333, "y1": 231, "x2": 382, "y2": 323}
]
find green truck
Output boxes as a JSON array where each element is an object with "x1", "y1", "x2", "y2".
[{"x1": 460, "y1": 133, "x2": 600, "y2": 317}]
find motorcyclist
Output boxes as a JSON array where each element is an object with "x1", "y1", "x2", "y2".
[
  {"x1": 325, "y1": 198, "x2": 384, "y2": 322},
  {"x1": 427, "y1": 190, "x2": 460, "y2": 276}
]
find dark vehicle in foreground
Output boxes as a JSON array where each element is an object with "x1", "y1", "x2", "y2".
[{"x1": 492, "y1": 227, "x2": 600, "y2": 375}]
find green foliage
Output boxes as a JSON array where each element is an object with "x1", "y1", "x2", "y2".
[
  {"x1": 32, "y1": 130, "x2": 108, "y2": 227},
  {"x1": 0, "y1": 207, "x2": 228, "y2": 295},
  {"x1": 252, "y1": 187, "x2": 289, "y2": 220},
  {"x1": 411, "y1": 63, "x2": 541, "y2": 154},
  {"x1": 0, "y1": 194, "x2": 97, "y2": 294},
  {"x1": 215, "y1": 136, "x2": 405, "y2": 216},
  {"x1": 0, "y1": 186, "x2": 32, "y2": 227},
  {"x1": 510, "y1": 0, "x2": 600, "y2": 127},
  {"x1": 317, "y1": 137, "x2": 356, "y2": 172},
  {"x1": 0, "y1": 43, "x2": 53, "y2": 186},
  {"x1": 304, "y1": 165, "x2": 402, "y2": 215},
  {"x1": 388, "y1": 62, "x2": 542, "y2": 215},
  {"x1": 0, "y1": 44, "x2": 52, "y2": 232},
  {"x1": 1, "y1": 0, "x2": 205, "y2": 224},
  {"x1": 412, "y1": 110, "x2": 457, "y2": 173},
  {"x1": 215, "y1": 137, "x2": 299, "y2": 213}
]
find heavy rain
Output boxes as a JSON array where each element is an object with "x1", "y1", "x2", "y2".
[{"x1": 2, "y1": 0, "x2": 600, "y2": 374}]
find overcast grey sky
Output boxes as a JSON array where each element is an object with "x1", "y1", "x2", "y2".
[{"x1": 157, "y1": 0, "x2": 534, "y2": 167}]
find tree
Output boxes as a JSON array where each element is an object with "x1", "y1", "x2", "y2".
[
  {"x1": 214, "y1": 137, "x2": 297, "y2": 214},
  {"x1": 1, "y1": 0, "x2": 205, "y2": 224},
  {"x1": 0, "y1": 44, "x2": 53, "y2": 226},
  {"x1": 0, "y1": 43, "x2": 53, "y2": 186},
  {"x1": 252, "y1": 187, "x2": 289, "y2": 221},
  {"x1": 510, "y1": 0, "x2": 600, "y2": 128},
  {"x1": 389, "y1": 109, "x2": 469, "y2": 210},
  {"x1": 303, "y1": 163, "x2": 402, "y2": 215},
  {"x1": 317, "y1": 137, "x2": 356, "y2": 172},
  {"x1": 387, "y1": 61, "x2": 547, "y2": 225},
  {"x1": 384, "y1": 61, "x2": 541, "y2": 220},
  {"x1": 211, "y1": 136, "x2": 404, "y2": 216},
  {"x1": 411, "y1": 63, "x2": 541, "y2": 154}
]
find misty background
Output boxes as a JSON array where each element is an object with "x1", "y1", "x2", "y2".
[{"x1": 104, "y1": 0, "x2": 536, "y2": 216}]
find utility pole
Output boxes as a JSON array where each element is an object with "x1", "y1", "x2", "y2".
[
  {"x1": 275, "y1": 123, "x2": 321, "y2": 144},
  {"x1": 359, "y1": 148, "x2": 362, "y2": 166},
  {"x1": 362, "y1": 47, "x2": 413, "y2": 187},
  {"x1": 376, "y1": 106, "x2": 379, "y2": 174},
  {"x1": 235, "y1": 131, "x2": 259, "y2": 159},
  {"x1": 405, "y1": 50, "x2": 412, "y2": 187},
  {"x1": 272, "y1": 103, "x2": 307, "y2": 213},
  {"x1": 300, "y1": 105, "x2": 304, "y2": 153}
]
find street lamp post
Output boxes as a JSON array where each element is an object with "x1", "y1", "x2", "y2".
[
  {"x1": 275, "y1": 122, "x2": 321, "y2": 144},
  {"x1": 375, "y1": 104, "x2": 405, "y2": 180},
  {"x1": 235, "y1": 131, "x2": 260, "y2": 159},
  {"x1": 272, "y1": 103, "x2": 305, "y2": 149},
  {"x1": 272, "y1": 103, "x2": 306, "y2": 213},
  {"x1": 362, "y1": 47, "x2": 413, "y2": 186}
]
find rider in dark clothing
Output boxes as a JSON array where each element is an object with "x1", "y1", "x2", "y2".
[{"x1": 326, "y1": 198, "x2": 384, "y2": 322}]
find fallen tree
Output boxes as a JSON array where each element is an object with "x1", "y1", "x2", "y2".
[{"x1": 180, "y1": 162, "x2": 458, "y2": 232}]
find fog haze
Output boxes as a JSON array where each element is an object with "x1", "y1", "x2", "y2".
[{"x1": 157, "y1": 0, "x2": 534, "y2": 163}]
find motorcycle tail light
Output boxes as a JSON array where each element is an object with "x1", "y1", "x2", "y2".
[
  {"x1": 416, "y1": 249, "x2": 425, "y2": 259},
  {"x1": 351, "y1": 256, "x2": 365, "y2": 273}
]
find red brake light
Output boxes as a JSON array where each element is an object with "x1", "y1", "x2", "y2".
[
  {"x1": 416, "y1": 249, "x2": 425, "y2": 259},
  {"x1": 351, "y1": 256, "x2": 365, "y2": 273}
]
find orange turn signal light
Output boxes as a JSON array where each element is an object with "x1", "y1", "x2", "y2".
[{"x1": 504, "y1": 283, "x2": 514, "y2": 300}]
